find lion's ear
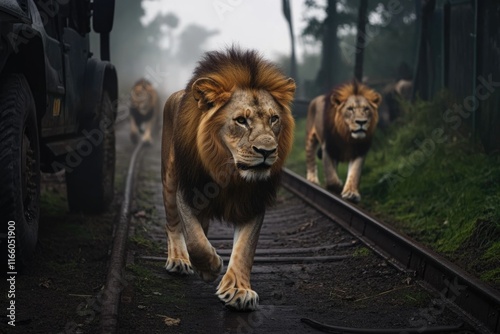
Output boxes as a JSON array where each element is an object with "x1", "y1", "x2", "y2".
[
  {"x1": 330, "y1": 92, "x2": 342, "y2": 106},
  {"x1": 370, "y1": 92, "x2": 382, "y2": 107},
  {"x1": 192, "y1": 77, "x2": 231, "y2": 111},
  {"x1": 270, "y1": 77, "x2": 296, "y2": 108}
]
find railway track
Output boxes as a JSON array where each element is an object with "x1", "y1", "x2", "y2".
[
  {"x1": 98, "y1": 127, "x2": 497, "y2": 334},
  {"x1": 282, "y1": 170, "x2": 500, "y2": 334}
]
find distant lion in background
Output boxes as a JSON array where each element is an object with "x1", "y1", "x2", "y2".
[
  {"x1": 306, "y1": 81, "x2": 381, "y2": 203},
  {"x1": 129, "y1": 78, "x2": 160, "y2": 145}
]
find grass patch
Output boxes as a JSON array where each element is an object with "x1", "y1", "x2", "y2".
[
  {"x1": 353, "y1": 247, "x2": 371, "y2": 257},
  {"x1": 287, "y1": 95, "x2": 500, "y2": 288},
  {"x1": 126, "y1": 263, "x2": 155, "y2": 278},
  {"x1": 130, "y1": 234, "x2": 161, "y2": 252},
  {"x1": 481, "y1": 268, "x2": 500, "y2": 283},
  {"x1": 40, "y1": 184, "x2": 68, "y2": 216},
  {"x1": 125, "y1": 263, "x2": 187, "y2": 305}
]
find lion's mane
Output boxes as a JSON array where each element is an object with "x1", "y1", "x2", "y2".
[
  {"x1": 323, "y1": 81, "x2": 379, "y2": 161},
  {"x1": 172, "y1": 47, "x2": 295, "y2": 223}
]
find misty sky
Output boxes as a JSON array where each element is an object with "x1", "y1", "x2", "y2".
[{"x1": 142, "y1": 0, "x2": 308, "y2": 62}]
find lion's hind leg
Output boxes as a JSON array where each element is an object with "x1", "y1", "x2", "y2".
[
  {"x1": 322, "y1": 146, "x2": 343, "y2": 194},
  {"x1": 130, "y1": 117, "x2": 139, "y2": 144},
  {"x1": 141, "y1": 116, "x2": 154, "y2": 146},
  {"x1": 216, "y1": 215, "x2": 263, "y2": 311},
  {"x1": 306, "y1": 131, "x2": 320, "y2": 184}
]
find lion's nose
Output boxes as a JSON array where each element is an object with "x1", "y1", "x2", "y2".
[
  {"x1": 253, "y1": 146, "x2": 276, "y2": 159},
  {"x1": 355, "y1": 119, "x2": 368, "y2": 126}
]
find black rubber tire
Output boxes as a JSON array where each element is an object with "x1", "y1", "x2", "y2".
[
  {"x1": 0, "y1": 74, "x2": 41, "y2": 268},
  {"x1": 66, "y1": 91, "x2": 116, "y2": 213}
]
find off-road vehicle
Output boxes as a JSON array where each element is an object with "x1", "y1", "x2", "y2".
[{"x1": 0, "y1": 0, "x2": 117, "y2": 266}]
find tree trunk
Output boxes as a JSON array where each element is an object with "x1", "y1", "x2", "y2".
[
  {"x1": 282, "y1": 0, "x2": 299, "y2": 96},
  {"x1": 354, "y1": 0, "x2": 368, "y2": 82},
  {"x1": 316, "y1": 0, "x2": 341, "y2": 92}
]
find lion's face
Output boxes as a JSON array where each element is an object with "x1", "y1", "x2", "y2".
[
  {"x1": 131, "y1": 83, "x2": 152, "y2": 113},
  {"x1": 337, "y1": 95, "x2": 379, "y2": 140},
  {"x1": 220, "y1": 90, "x2": 284, "y2": 181},
  {"x1": 196, "y1": 88, "x2": 293, "y2": 183},
  {"x1": 192, "y1": 75, "x2": 295, "y2": 185}
]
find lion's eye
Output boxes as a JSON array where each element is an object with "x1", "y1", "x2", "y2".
[
  {"x1": 364, "y1": 107, "x2": 370, "y2": 112},
  {"x1": 270, "y1": 115, "x2": 279, "y2": 124},
  {"x1": 347, "y1": 107, "x2": 354, "y2": 112},
  {"x1": 235, "y1": 116, "x2": 247, "y2": 125}
]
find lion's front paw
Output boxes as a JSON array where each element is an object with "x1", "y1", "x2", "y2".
[
  {"x1": 193, "y1": 253, "x2": 224, "y2": 283},
  {"x1": 341, "y1": 188, "x2": 361, "y2": 203},
  {"x1": 216, "y1": 270, "x2": 259, "y2": 311},
  {"x1": 216, "y1": 286, "x2": 259, "y2": 311},
  {"x1": 306, "y1": 172, "x2": 320, "y2": 185},
  {"x1": 165, "y1": 257, "x2": 194, "y2": 275}
]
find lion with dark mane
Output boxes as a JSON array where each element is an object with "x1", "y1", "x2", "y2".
[
  {"x1": 161, "y1": 47, "x2": 295, "y2": 311},
  {"x1": 306, "y1": 81, "x2": 381, "y2": 203}
]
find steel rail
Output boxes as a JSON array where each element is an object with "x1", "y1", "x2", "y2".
[
  {"x1": 281, "y1": 168, "x2": 500, "y2": 334},
  {"x1": 100, "y1": 141, "x2": 144, "y2": 334}
]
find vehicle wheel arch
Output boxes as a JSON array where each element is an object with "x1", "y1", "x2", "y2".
[{"x1": 5, "y1": 33, "x2": 47, "y2": 126}]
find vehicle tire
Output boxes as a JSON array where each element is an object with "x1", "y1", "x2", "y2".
[
  {"x1": 0, "y1": 74, "x2": 40, "y2": 268},
  {"x1": 66, "y1": 91, "x2": 115, "y2": 213}
]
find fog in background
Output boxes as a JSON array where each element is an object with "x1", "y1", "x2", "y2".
[
  {"x1": 91, "y1": 0, "x2": 307, "y2": 102},
  {"x1": 91, "y1": 0, "x2": 418, "y2": 104}
]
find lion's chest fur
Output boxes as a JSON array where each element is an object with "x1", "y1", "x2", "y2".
[
  {"x1": 176, "y1": 162, "x2": 279, "y2": 223},
  {"x1": 324, "y1": 130, "x2": 372, "y2": 162},
  {"x1": 321, "y1": 100, "x2": 373, "y2": 163}
]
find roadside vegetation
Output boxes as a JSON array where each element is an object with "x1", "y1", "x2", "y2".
[{"x1": 287, "y1": 95, "x2": 500, "y2": 289}]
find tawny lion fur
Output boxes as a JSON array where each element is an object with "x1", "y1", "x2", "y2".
[
  {"x1": 161, "y1": 47, "x2": 295, "y2": 311},
  {"x1": 306, "y1": 81, "x2": 381, "y2": 203}
]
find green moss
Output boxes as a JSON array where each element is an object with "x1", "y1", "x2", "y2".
[
  {"x1": 402, "y1": 291, "x2": 430, "y2": 307},
  {"x1": 126, "y1": 263, "x2": 187, "y2": 305},
  {"x1": 129, "y1": 234, "x2": 161, "y2": 252},
  {"x1": 40, "y1": 187, "x2": 68, "y2": 215},
  {"x1": 46, "y1": 260, "x2": 78, "y2": 272},
  {"x1": 126, "y1": 263, "x2": 155, "y2": 278},
  {"x1": 286, "y1": 118, "x2": 307, "y2": 176},
  {"x1": 353, "y1": 247, "x2": 371, "y2": 257}
]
